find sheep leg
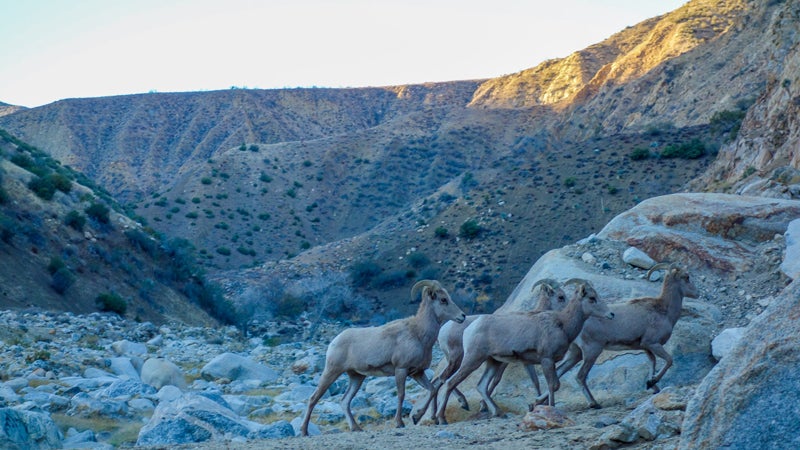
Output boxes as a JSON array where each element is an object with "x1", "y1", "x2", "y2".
[
  {"x1": 476, "y1": 359, "x2": 504, "y2": 417},
  {"x1": 556, "y1": 343, "x2": 583, "y2": 378},
  {"x1": 540, "y1": 357, "x2": 559, "y2": 407},
  {"x1": 410, "y1": 372, "x2": 435, "y2": 425},
  {"x1": 575, "y1": 347, "x2": 602, "y2": 409},
  {"x1": 437, "y1": 354, "x2": 485, "y2": 425},
  {"x1": 301, "y1": 367, "x2": 344, "y2": 436},
  {"x1": 480, "y1": 362, "x2": 510, "y2": 412},
  {"x1": 394, "y1": 368, "x2": 409, "y2": 428},
  {"x1": 522, "y1": 364, "x2": 543, "y2": 410},
  {"x1": 644, "y1": 344, "x2": 672, "y2": 391},
  {"x1": 341, "y1": 372, "x2": 366, "y2": 432}
]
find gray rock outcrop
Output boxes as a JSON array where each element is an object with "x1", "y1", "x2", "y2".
[{"x1": 680, "y1": 280, "x2": 800, "y2": 449}]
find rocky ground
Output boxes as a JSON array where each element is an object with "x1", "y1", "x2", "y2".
[{"x1": 1, "y1": 193, "x2": 796, "y2": 449}]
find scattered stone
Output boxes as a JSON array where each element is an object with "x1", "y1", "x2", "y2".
[
  {"x1": 622, "y1": 247, "x2": 656, "y2": 270},
  {"x1": 518, "y1": 405, "x2": 575, "y2": 431}
]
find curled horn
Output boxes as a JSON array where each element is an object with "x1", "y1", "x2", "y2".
[
  {"x1": 411, "y1": 279, "x2": 439, "y2": 302},
  {"x1": 532, "y1": 278, "x2": 560, "y2": 289},
  {"x1": 562, "y1": 278, "x2": 587, "y2": 287},
  {"x1": 646, "y1": 262, "x2": 673, "y2": 281}
]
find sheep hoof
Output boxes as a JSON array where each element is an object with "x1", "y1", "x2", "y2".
[
  {"x1": 646, "y1": 379, "x2": 660, "y2": 391},
  {"x1": 589, "y1": 403, "x2": 602, "y2": 410}
]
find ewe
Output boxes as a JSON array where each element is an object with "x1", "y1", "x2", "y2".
[
  {"x1": 412, "y1": 279, "x2": 567, "y2": 424},
  {"x1": 300, "y1": 279, "x2": 465, "y2": 435},
  {"x1": 543, "y1": 263, "x2": 699, "y2": 409},
  {"x1": 436, "y1": 280, "x2": 613, "y2": 424}
]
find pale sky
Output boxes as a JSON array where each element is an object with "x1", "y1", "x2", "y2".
[{"x1": 0, "y1": 0, "x2": 686, "y2": 108}]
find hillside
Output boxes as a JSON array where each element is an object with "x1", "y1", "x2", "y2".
[
  {"x1": 0, "y1": 130, "x2": 224, "y2": 325},
  {"x1": 0, "y1": 0, "x2": 798, "y2": 320}
]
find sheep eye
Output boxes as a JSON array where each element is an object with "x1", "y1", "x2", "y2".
[{"x1": 439, "y1": 297, "x2": 448, "y2": 304}]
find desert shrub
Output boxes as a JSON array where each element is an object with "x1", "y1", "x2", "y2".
[
  {"x1": 47, "y1": 256, "x2": 66, "y2": 275},
  {"x1": 459, "y1": 219, "x2": 482, "y2": 239},
  {"x1": 85, "y1": 202, "x2": 110, "y2": 224},
  {"x1": 191, "y1": 197, "x2": 201, "y2": 204},
  {"x1": 710, "y1": 109, "x2": 747, "y2": 141},
  {"x1": 125, "y1": 229, "x2": 158, "y2": 256},
  {"x1": 259, "y1": 172, "x2": 272, "y2": 183},
  {"x1": 51, "y1": 267, "x2": 75, "y2": 294},
  {"x1": 237, "y1": 246, "x2": 256, "y2": 256},
  {"x1": 216, "y1": 247, "x2": 231, "y2": 256},
  {"x1": 563, "y1": 177, "x2": 576, "y2": 187},
  {"x1": 0, "y1": 214, "x2": 15, "y2": 244},
  {"x1": 239, "y1": 144, "x2": 247, "y2": 151},
  {"x1": 434, "y1": 226, "x2": 449, "y2": 238},
  {"x1": 201, "y1": 177, "x2": 212, "y2": 185},
  {"x1": 407, "y1": 252, "x2": 430, "y2": 269},
  {"x1": 96, "y1": 292, "x2": 127, "y2": 315},
  {"x1": 185, "y1": 211, "x2": 198, "y2": 219},
  {"x1": 660, "y1": 139, "x2": 705, "y2": 159},
  {"x1": 64, "y1": 210, "x2": 86, "y2": 231},
  {"x1": 349, "y1": 260, "x2": 382, "y2": 285},
  {"x1": 629, "y1": 147, "x2": 652, "y2": 161},
  {"x1": 28, "y1": 175, "x2": 58, "y2": 200},
  {"x1": 607, "y1": 185, "x2": 619, "y2": 195},
  {"x1": 270, "y1": 294, "x2": 303, "y2": 318},
  {"x1": 371, "y1": 270, "x2": 410, "y2": 289},
  {"x1": 249, "y1": 144, "x2": 259, "y2": 152},
  {"x1": 299, "y1": 241, "x2": 311, "y2": 250}
]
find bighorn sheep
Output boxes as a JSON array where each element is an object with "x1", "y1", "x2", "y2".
[
  {"x1": 544, "y1": 263, "x2": 699, "y2": 409},
  {"x1": 411, "y1": 279, "x2": 567, "y2": 424},
  {"x1": 436, "y1": 280, "x2": 613, "y2": 424},
  {"x1": 300, "y1": 280, "x2": 466, "y2": 435}
]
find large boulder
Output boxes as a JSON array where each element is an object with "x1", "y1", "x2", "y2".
[
  {"x1": 136, "y1": 393, "x2": 292, "y2": 446},
  {"x1": 200, "y1": 353, "x2": 278, "y2": 384},
  {"x1": 680, "y1": 280, "x2": 800, "y2": 448},
  {"x1": 141, "y1": 358, "x2": 187, "y2": 390},
  {"x1": 0, "y1": 408, "x2": 62, "y2": 449},
  {"x1": 596, "y1": 193, "x2": 800, "y2": 272}
]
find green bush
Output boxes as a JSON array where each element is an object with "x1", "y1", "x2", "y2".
[
  {"x1": 96, "y1": 292, "x2": 127, "y2": 315},
  {"x1": 660, "y1": 139, "x2": 706, "y2": 159},
  {"x1": 216, "y1": 247, "x2": 231, "y2": 256},
  {"x1": 47, "y1": 256, "x2": 66, "y2": 275},
  {"x1": 629, "y1": 147, "x2": 652, "y2": 161},
  {"x1": 372, "y1": 270, "x2": 410, "y2": 289},
  {"x1": 563, "y1": 177, "x2": 576, "y2": 187},
  {"x1": 201, "y1": 177, "x2": 212, "y2": 185},
  {"x1": 459, "y1": 219, "x2": 482, "y2": 239},
  {"x1": 407, "y1": 252, "x2": 430, "y2": 269},
  {"x1": 51, "y1": 267, "x2": 75, "y2": 294},
  {"x1": 272, "y1": 294, "x2": 304, "y2": 318},
  {"x1": 434, "y1": 226, "x2": 449, "y2": 238},
  {"x1": 85, "y1": 202, "x2": 110, "y2": 224},
  {"x1": 28, "y1": 173, "x2": 73, "y2": 200},
  {"x1": 64, "y1": 210, "x2": 86, "y2": 231},
  {"x1": 0, "y1": 214, "x2": 15, "y2": 244},
  {"x1": 349, "y1": 260, "x2": 382, "y2": 285}
]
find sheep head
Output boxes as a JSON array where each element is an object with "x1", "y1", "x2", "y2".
[
  {"x1": 411, "y1": 280, "x2": 466, "y2": 324},
  {"x1": 564, "y1": 278, "x2": 614, "y2": 320},
  {"x1": 646, "y1": 263, "x2": 699, "y2": 299},
  {"x1": 531, "y1": 278, "x2": 568, "y2": 312}
]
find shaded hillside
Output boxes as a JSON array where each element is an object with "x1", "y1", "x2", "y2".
[
  {"x1": 0, "y1": 0, "x2": 795, "y2": 318},
  {"x1": 0, "y1": 130, "x2": 227, "y2": 325}
]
